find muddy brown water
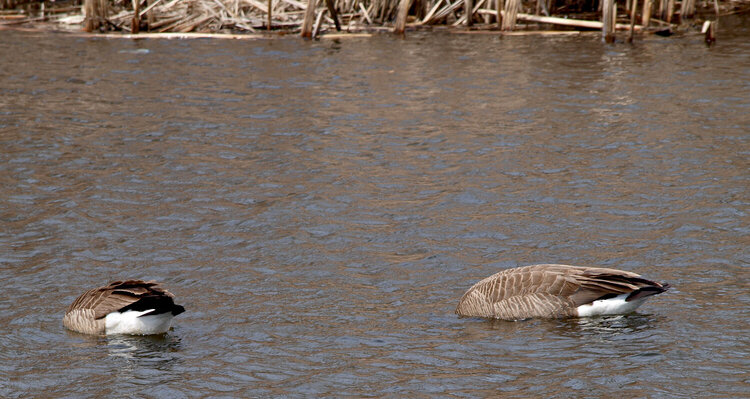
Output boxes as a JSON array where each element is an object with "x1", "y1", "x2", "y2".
[{"x1": 1, "y1": 22, "x2": 748, "y2": 397}]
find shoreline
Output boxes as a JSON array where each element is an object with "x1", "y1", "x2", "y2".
[{"x1": 1, "y1": 0, "x2": 748, "y2": 40}]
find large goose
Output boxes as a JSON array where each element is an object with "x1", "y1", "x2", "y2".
[
  {"x1": 63, "y1": 280, "x2": 185, "y2": 335},
  {"x1": 456, "y1": 264, "x2": 670, "y2": 320}
]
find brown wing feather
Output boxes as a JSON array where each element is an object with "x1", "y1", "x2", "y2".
[
  {"x1": 455, "y1": 264, "x2": 669, "y2": 320},
  {"x1": 455, "y1": 265, "x2": 585, "y2": 319}
]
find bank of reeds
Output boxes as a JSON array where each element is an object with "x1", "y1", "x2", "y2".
[{"x1": 1, "y1": 0, "x2": 748, "y2": 41}]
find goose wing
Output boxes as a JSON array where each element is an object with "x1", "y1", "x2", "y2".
[
  {"x1": 455, "y1": 264, "x2": 667, "y2": 320},
  {"x1": 455, "y1": 264, "x2": 583, "y2": 319}
]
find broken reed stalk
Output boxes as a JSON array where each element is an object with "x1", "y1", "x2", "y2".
[
  {"x1": 513, "y1": 12, "x2": 642, "y2": 30},
  {"x1": 602, "y1": 0, "x2": 615, "y2": 42},
  {"x1": 132, "y1": 0, "x2": 140, "y2": 33},
  {"x1": 536, "y1": 0, "x2": 552, "y2": 16},
  {"x1": 311, "y1": 7, "x2": 325, "y2": 37},
  {"x1": 394, "y1": 0, "x2": 411, "y2": 33},
  {"x1": 324, "y1": 0, "x2": 341, "y2": 30},
  {"x1": 421, "y1": 0, "x2": 442, "y2": 24},
  {"x1": 496, "y1": 0, "x2": 503, "y2": 28},
  {"x1": 703, "y1": 0, "x2": 719, "y2": 43},
  {"x1": 145, "y1": 0, "x2": 153, "y2": 28},
  {"x1": 84, "y1": 0, "x2": 108, "y2": 31},
  {"x1": 465, "y1": 0, "x2": 473, "y2": 26},
  {"x1": 359, "y1": 2, "x2": 373, "y2": 24},
  {"x1": 681, "y1": 0, "x2": 695, "y2": 19},
  {"x1": 642, "y1": 0, "x2": 651, "y2": 26},
  {"x1": 666, "y1": 0, "x2": 674, "y2": 22},
  {"x1": 628, "y1": 0, "x2": 637, "y2": 42},
  {"x1": 453, "y1": 0, "x2": 487, "y2": 26},
  {"x1": 423, "y1": 0, "x2": 463, "y2": 25},
  {"x1": 657, "y1": 0, "x2": 662, "y2": 19},
  {"x1": 300, "y1": 0, "x2": 316, "y2": 37},
  {"x1": 502, "y1": 0, "x2": 519, "y2": 30},
  {"x1": 267, "y1": 0, "x2": 271, "y2": 29},
  {"x1": 658, "y1": 0, "x2": 673, "y2": 23},
  {"x1": 702, "y1": 20, "x2": 715, "y2": 43}
]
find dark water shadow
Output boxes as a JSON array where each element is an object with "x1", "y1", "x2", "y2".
[
  {"x1": 105, "y1": 333, "x2": 183, "y2": 361},
  {"x1": 456, "y1": 312, "x2": 665, "y2": 342},
  {"x1": 549, "y1": 313, "x2": 664, "y2": 338},
  {"x1": 103, "y1": 333, "x2": 185, "y2": 387},
  {"x1": 63, "y1": 329, "x2": 183, "y2": 365}
]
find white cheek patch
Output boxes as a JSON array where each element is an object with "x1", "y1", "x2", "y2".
[
  {"x1": 576, "y1": 294, "x2": 648, "y2": 317},
  {"x1": 105, "y1": 310, "x2": 174, "y2": 335}
]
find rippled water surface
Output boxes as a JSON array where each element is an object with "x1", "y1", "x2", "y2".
[{"x1": 1, "y1": 23, "x2": 748, "y2": 397}]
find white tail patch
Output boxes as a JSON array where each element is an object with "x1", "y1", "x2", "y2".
[
  {"x1": 105, "y1": 310, "x2": 174, "y2": 335},
  {"x1": 576, "y1": 294, "x2": 648, "y2": 317}
]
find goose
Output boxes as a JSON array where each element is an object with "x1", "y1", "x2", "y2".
[
  {"x1": 63, "y1": 280, "x2": 185, "y2": 335},
  {"x1": 455, "y1": 264, "x2": 670, "y2": 320}
]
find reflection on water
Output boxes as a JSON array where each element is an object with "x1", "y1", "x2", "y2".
[
  {"x1": 559, "y1": 314, "x2": 660, "y2": 337},
  {"x1": 1, "y1": 20, "x2": 749, "y2": 397},
  {"x1": 105, "y1": 334, "x2": 183, "y2": 395},
  {"x1": 106, "y1": 334, "x2": 182, "y2": 361}
]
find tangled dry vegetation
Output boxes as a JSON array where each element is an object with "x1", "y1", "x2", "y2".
[
  {"x1": 78, "y1": 0, "x2": 414, "y2": 33},
  {"x1": 1, "y1": 0, "x2": 748, "y2": 36}
]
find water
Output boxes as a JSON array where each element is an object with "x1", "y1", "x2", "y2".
[{"x1": 1, "y1": 24, "x2": 748, "y2": 397}]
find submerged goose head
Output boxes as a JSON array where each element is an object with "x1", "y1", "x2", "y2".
[
  {"x1": 456, "y1": 264, "x2": 670, "y2": 321},
  {"x1": 63, "y1": 280, "x2": 185, "y2": 335}
]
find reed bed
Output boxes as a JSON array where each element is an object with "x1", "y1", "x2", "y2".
[
  {"x1": 1, "y1": 0, "x2": 748, "y2": 38},
  {"x1": 108, "y1": 0, "x2": 405, "y2": 33}
]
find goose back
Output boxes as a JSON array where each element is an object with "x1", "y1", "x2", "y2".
[
  {"x1": 63, "y1": 280, "x2": 184, "y2": 335},
  {"x1": 455, "y1": 264, "x2": 669, "y2": 320}
]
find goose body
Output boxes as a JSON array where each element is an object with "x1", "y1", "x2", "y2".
[
  {"x1": 63, "y1": 280, "x2": 185, "y2": 335},
  {"x1": 456, "y1": 264, "x2": 669, "y2": 320}
]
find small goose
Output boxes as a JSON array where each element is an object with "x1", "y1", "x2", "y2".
[
  {"x1": 63, "y1": 280, "x2": 185, "y2": 335},
  {"x1": 456, "y1": 264, "x2": 670, "y2": 320}
]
